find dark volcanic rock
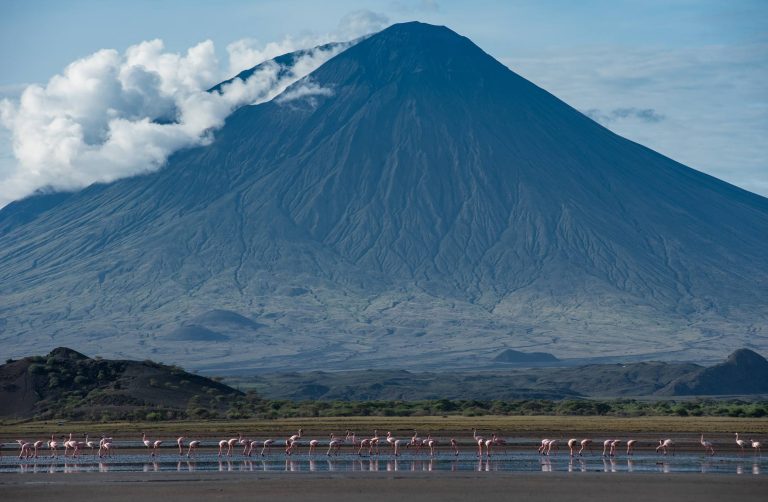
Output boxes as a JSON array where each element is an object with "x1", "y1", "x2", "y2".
[{"x1": 0, "y1": 22, "x2": 766, "y2": 371}]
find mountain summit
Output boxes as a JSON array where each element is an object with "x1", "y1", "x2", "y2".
[{"x1": 1, "y1": 22, "x2": 766, "y2": 371}]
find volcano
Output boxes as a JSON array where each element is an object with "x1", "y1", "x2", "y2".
[{"x1": 1, "y1": 22, "x2": 766, "y2": 372}]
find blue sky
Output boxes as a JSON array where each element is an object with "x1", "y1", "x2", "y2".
[{"x1": 1, "y1": 0, "x2": 766, "y2": 203}]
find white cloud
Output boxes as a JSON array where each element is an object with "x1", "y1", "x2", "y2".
[
  {"x1": 276, "y1": 80, "x2": 334, "y2": 104},
  {"x1": 0, "y1": 27, "x2": 367, "y2": 208}
]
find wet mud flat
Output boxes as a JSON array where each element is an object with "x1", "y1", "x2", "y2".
[{"x1": 2, "y1": 470, "x2": 767, "y2": 502}]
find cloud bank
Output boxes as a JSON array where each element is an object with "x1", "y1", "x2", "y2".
[{"x1": 0, "y1": 11, "x2": 390, "y2": 208}]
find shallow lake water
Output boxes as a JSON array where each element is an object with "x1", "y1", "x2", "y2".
[{"x1": 1, "y1": 451, "x2": 764, "y2": 475}]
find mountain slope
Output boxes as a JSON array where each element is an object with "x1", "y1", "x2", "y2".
[{"x1": 0, "y1": 22, "x2": 766, "y2": 371}]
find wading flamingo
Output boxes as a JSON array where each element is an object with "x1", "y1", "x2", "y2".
[
  {"x1": 750, "y1": 439, "x2": 762, "y2": 455},
  {"x1": 177, "y1": 436, "x2": 185, "y2": 456},
  {"x1": 735, "y1": 433, "x2": 747, "y2": 454},
  {"x1": 579, "y1": 439, "x2": 593, "y2": 456},
  {"x1": 626, "y1": 439, "x2": 638, "y2": 456},
  {"x1": 568, "y1": 439, "x2": 579, "y2": 457},
  {"x1": 700, "y1": 434, "x2": 715, "y2": 456},
  {"x1": 656, "y1": 439, "x2": 675, "y2": 456},
  {"x1": 450, "y1": 438, "x2": 459, "y2": 456},
  {"x1": 261, "y1": 438, "x2": 275, "y2": 456},
  {"x1": 327, "y1": 434, "x2": 343, "y2": 456},
  {"x1": 187, "y1": 440, "x2": 201, "y2": 458}
]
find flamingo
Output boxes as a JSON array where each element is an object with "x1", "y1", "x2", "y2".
[
  {"x1": 308, "y1": 439, "x2": 320, "y2": 455},
  {"x1": 427, "y1": 435, "x2": 439, "y2": 457},
  {"x1": 386, "y1": 431, "x2": 398, "y2": 454},
  {"x1": 32, "y1": 440, "x2": 45, "y2": 459},
  {"x1": 142, "y1": 433, "x2": 153, "y2": 456},
  {"x1": 567, "y1": 438, "x2": 579, "y2": 457},
  {"x1": 700, "y1": 434, "x2": 715, "y2": 456},
  {"x1": 261, "y1": 438, "x2": 275, "y2": 456},
  {"x1": 578, "y1": 439, "x2": 593, "y2": 456},
  {"x1": 450, "y1": 438, "x2": 459, "y2": 456},
  {"x1": 538, "y1": 439, "x2": 550, "y2": 455},
  {"x1": 656, "y1": 439, "x2": 675, "y2": 456},
  {"x1": 100, "y1": 439, "x2": 114, "y2": 458},
  {"x1": 152, "y1": 438, "x2": 163, "y2": 456},
  {"x1": 177, "y1": 436, "x2": 185, "y2": 456},
  {"x1": 602, "y1": 439, "x2": 612, "y2": 457},
  {"x1": 226, "y1": 433, "x2": 241, "y2": 456},
  {"x1": 546, "y1": 439, "x2": 559, "y2": 456},
  {"x1": 358, "y1": 437, "x2": 373, "y2": 456},
  {"x1": 99, "y1": 437, "x2": 114, "y2": 458},
  {"x1": 626, "y1": 439, "x2": 638, "y2": 456},
  {"x1": 484, "y1": 436, "x2": 494, "y2": 457},
  {"x1": 473, "y1": 429, "x2": 485, "y2": 457},
  {"x1": 16, "y1": 440, "x2": 32, "y2": 459},
  {"x1": 84, "y1": 434, "x2": 97, "y2": 456},
  {"x1": 243, "y1": 439, "x2": 257, "y2": 456},
  {"x1": 63, "y1": 433, "x2": 75, "y2": 457},
  {"x1": 346, "y1": 430, "x2": 358, "y2": 448},
  {"x1": 408, "y1": 431, "x2": 423, "y2": 454},
  {"x1": 327, "y1": 434, "x2": 343, "y2": 456},
  {"x1": 217, "y1": 439, "x2": 229, "y2": 457},
  {"x1": 187, "y1": 440, "x2": 201, "y2": 458},
  {"x1": 735, "y1": 433, "x2": 747, "y2": 454},
  {"x1": 609, "y1": 439, "x2": 621, "y2": 457},
  {"x1": 286, "y1": 429, "x2": 302, "y2": 455},
  {"x1": 750, "y1": 439, "x2": 762, "y2": 455},
  {"x1": 48, "y1": 434, "x2": 59, "y2": 458},
  {"x1": 370, "y1": 430, "x2": 381, "y2": 455}
]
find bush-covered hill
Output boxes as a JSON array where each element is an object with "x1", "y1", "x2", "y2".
[{"x1": 0, "y1": 347, "x2": 251, "y2": 421}]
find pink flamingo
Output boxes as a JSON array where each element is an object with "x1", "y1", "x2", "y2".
[
  {"x1": 226, "y1": 433, "x2": 241, "y2": 456},
  {"x1": 735, "y1": 433, "x2": 747, "y2": 454},
  {"x1": 386, "y1": 431, "x2": 398, "y2": 454},
  {"x1": 750, "y1": 439, "x2": 762, "y2": 455},
  {"x1": 152, "y1": 438, "x2": 163, "y2": 456},
  {"x1": 450, "y1": 438, "x2": 459, "y2": 456},
  {"x1": 187, "y1": 440, "x2": 201, "y2": 458},
  {"x1": 32, "y1": 440, "x2": 45, "y2": 458},
  {"x1": 99, "y1": 437, "x2": 114, "y2": 458},
  {"x1": 358, "y1": 437, "x2": 373, "y2": 456},
  {"x1": 546, "y1": 439, "x2": 559, "y2": 456},
  {"x1": 578, "y1": 439, "x2": 593, "y2": 456},
  {"x1": 308, "y1": 439, "x2": 320, "y2": 455},
  {"x1": 177, "y1": 436, "x2": 185, "y2": 456},
  {"x1": 656, "y1": 439, "x2": 675, "y2": 456},
  {"x1": 567, "y1": 439, "x2": 579, "y2": 457},
  {"x1": 700, "y1": 434, "x2": 715, "y2": 456},
  {"x1": 142, "y1": 433, "x2": 153, "y2": 456},
  {"x1": 370, "y1": 430, "x2": 381, "y2": 455},
  {"x1": 538, "y1": 439, "x2": 550, "y2": 455},
  {"x1": 626, "y1": 439, "x2": 638, "y2": 456},
  {"x1": 327, "y1": 434, "x2": 343, "y2": 456},
  {"x1": 16, "y1": 440, "x2": 32, "y2": 459},
  {"x1": 484, "y1": 436, "x2": 494, "y2": 457},
  {"x1": 474, "y1": 430, "x2": 486, "y2": 457},
  {"x1": 602, "y1": 439, "x2": 613, "y2": 457},
  {"x1": 84, "y1": 435, "x2": 97, "y2": 456},
  {"x1": 609, "y1": 439, "x2": 621, "y2": 457},
  {"x1": 260, "y1": 438, "x2": 275, "y2": 456},
  {"x1": 48, "y1": 434, "x2": 59, "y2": 458},
  {"x1": 427, "y1": 435, "x2": 439, "y2": 457},
  {"x1": 217, "y1": 439, "x2": 228, "y2": 457}
]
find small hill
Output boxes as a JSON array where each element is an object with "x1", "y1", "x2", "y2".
[
  {"x1": 657, "y1": 349, "x2": 768, "y2": 396},
  {"x1": 0, "y1": 347, "x2": 247, "y2": 420}
]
